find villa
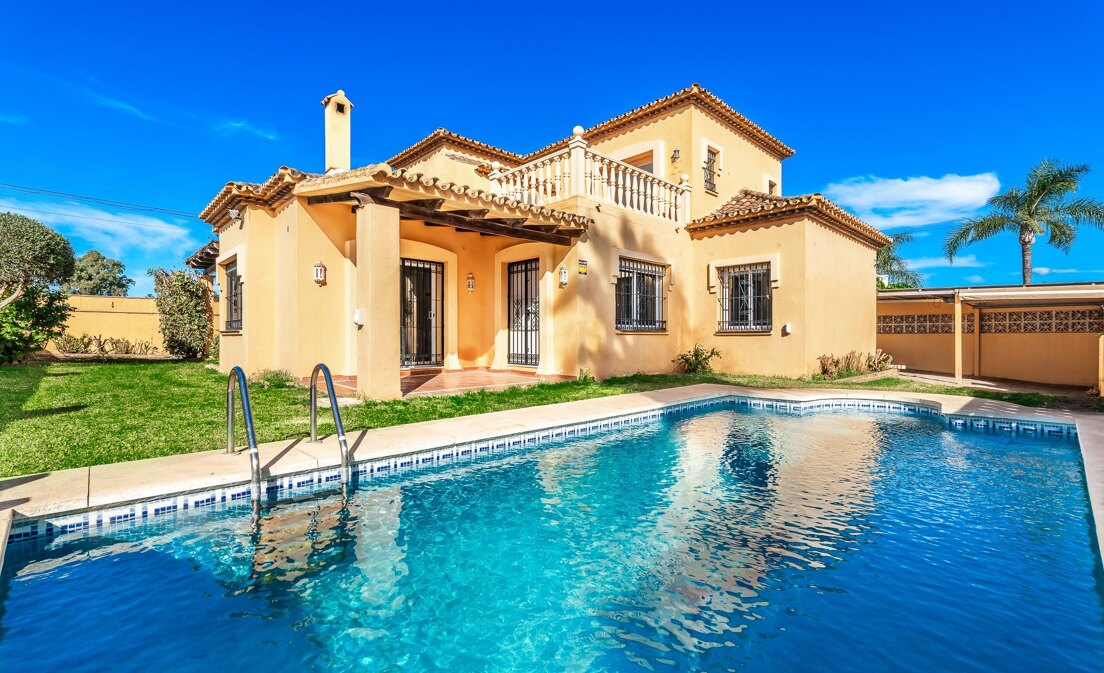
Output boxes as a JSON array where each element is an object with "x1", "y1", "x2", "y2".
[{"x1": 189, "y1": 85, "x2": 889, "y2": 399}]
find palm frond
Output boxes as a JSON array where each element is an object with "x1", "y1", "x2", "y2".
[
  {"x1": 1046, "y1": 220, "x2": 1076, "y2": 253},
  {"x1": 1025, "y1": 159, "x2": 1090, "y2": 210},
  {"x1": 943, "y1": 212, "x2": 1015, "y2": 259},
  {"x1": 1052, "y1": 196, "x2": 1104, "y2": 228}
]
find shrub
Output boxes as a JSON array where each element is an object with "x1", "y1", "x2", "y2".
[
  {"x1": 576, "y1": 368, "x2": 595, "y2": 384},
  {"x1": 149, "y1": 269, "x2": 213, "y2": 358},
  {"x1": 206, "y1": 333, "x2": 220, "y2": 363},
  {"x1": 673, "y1": 344, "x2": 723, "y2": 374},
  {"x1": 102, "y1": 337, "x2": 157, "y2": 355},
  {"x1": 54, "y1": 332, "x2": 94, "y2": 354},
  {"x1": 840, "y1": 350, "x2": 867, "y2": 375},
  {"x1": 817, "y1": 354, "x2": 841, "y2": 378},
  {"x1": 251, "y1": 369, "x2": 298, "y2": 389},
  {"x1": 867, "y1": 348, "x2": 893, "y2": 372},
  {"x1": 0, "y1": 286, "x2": 72, "y2": 364}
]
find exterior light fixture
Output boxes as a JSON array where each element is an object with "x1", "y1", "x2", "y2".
[
  {"x1": 671, "y1": 149, "x2": 680, "y2": 162},
  {"x1": 559, "y1": 265, "x2": 569, "y2": 287},
  {"x1": 466, "y1": 272, "x2": 475, "y2": 293},
  {"x1": 314, "y1": 261, "x2": 327, "y2": 285}
]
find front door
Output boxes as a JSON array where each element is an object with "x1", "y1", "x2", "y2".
[
  {"x1": 507, "y1": 259, "x2": 540, "y2": 366},
  {"x1": 400, "y1": 258, "x2": 444, "y2": 367}
]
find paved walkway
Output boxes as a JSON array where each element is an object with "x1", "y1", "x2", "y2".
[
  {"x1": 305, "y1": 369, "x2": 571, "y2": 398},
  {"x1": 899, "y1": 370, "x2": 1093, "y2": 396}
]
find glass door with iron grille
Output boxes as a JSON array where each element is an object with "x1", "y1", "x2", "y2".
[
  {"x1": 400, "y1": 258, "x2": 444, "y2": 367},
  {"x1": 507, "y1": 259, "x2": 540, "y2": 366}
]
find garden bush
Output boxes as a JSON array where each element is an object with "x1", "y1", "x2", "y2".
[
  {"x1": 251, "y1": 369, "x2": 298, "y2": 389},
  {"x1": 673, "y1": 344, "x2": 723, "y2": 374},
  {"x1": 0, "y1": 286, "x2": 71, "y2": 364},
  {"x1": 149, "y1": 269, "x2": 213, "y2": 358}
]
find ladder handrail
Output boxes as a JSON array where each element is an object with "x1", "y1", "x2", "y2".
[
  {"x1": 226, "y1": 366, "x2": 262, "y2": 520},
  {"x1": 309, "y1": 363, "x2": 351, "y2": 486}
]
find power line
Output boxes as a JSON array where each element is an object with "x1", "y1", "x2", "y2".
[
  {"x1": 0, "y1": 182, "x2": 198, "y2": 218},
  {"x1": 0, "y1": 163, "x2": 205, "y2": 203},
  {"x1": 0, "y1": 196, "x2": 203, "y2": 233}
]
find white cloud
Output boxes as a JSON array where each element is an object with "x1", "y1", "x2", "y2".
[
  {"x1": 0, "y1": 197, "x2": 197, "y2": 262},
  {"x1": 214, "y1": 120, "x2": 279, "y2": 141},
  {"x1": 824, "y1": 173, "x2": 1000, "y2": 230},
  {"x1": 0, "y1": 113, "x2": 28, "y2": 125},
  {"x1": 905, "y1": 254, "x2": 988, "y2": 270},
  {"x1": 1034, "y1": 267, "x2": 1104, "y2": 276},
  {"x1": 965, "y1": 274, "x2": 986, "y2": 283},
  {"x1": 82, "y1": 88, "x2": 153, "y2": 121}
]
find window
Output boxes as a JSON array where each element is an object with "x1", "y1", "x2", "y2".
[
  {"x1": 622, "y1": 151, "x2": 654, "y2": 174},
  {"x1": 224, "y1": 261, "x2": 243, "y2": 331},
  {"x1": 616, "y1": 258, "x2": 667, "y2": 331},
  {"x1": 767, "y1": 179, "x2": 778, "y2": 195},
  {"x1": 704, "y1": 147, "x2": 719, "y2": 192},
  {"x1": 718, "y1": 263, "x2": 772, "y2": 332}
]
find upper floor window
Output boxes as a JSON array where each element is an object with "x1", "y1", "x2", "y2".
[
  {"x1": 622, "y1": 151, "x2": 654, "y2": 174},
  {"x1": 224, "y1": 261, "x2": 243, "y2": 331},
  {"x1": 616, "y1": 258, "x2": 667, "y2": 332},
  {"x1": 704, "y1": 147, "x2": 720, "y2": 192},
  {"x1": 767, "y1": 179, "x2": 778, "y2": 195},
  {"x1": 718, "y1": 263, "x2": 771, "y2": 332}
]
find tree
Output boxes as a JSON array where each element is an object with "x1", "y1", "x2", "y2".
[
  {"x1": 0, "y1": 285, "x2": 71, "y2": 364},
  {"x1": 65, "y1": 250, "x2": 134, "y2": 296},
  {"x1": 945, "y1": 159, "x2": 1104, "y2": 284},
  {"x1": 876, "y1": 231, "x2": 921, "y2": 287},
  {"x1": 149, "y1": 268, "x2": 213, "y2": 358},
  {"x1": 0, "y1": 212, "x2": 75, "y2": 309}
]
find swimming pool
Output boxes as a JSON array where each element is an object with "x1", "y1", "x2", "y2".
[{"x1": 2, "y1": 405, "x2": 1102, "y2": 672}]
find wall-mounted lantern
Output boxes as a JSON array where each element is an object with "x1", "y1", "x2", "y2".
[
  {"x1": 559, "y1": 265, "x2": 569, "y2": 287},
  {"x1": 314, "y1": 261, "x2": 327, "y2": 285},
  {"x1": 671, "y1": 148, "x2": 680, "y2": 163},
  {"x1": 466, "y1": 272, "x2": 475, "y2": 294}
]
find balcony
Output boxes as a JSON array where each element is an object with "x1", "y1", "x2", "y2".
[{"x1": 489, "y1": 129, "x2": 692, "y2": 225}]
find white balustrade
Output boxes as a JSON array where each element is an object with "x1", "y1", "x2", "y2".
[{"x1": 489, "y1": 132, "x2": 691, "y2": 224}]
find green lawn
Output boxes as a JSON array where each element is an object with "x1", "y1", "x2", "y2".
[{"x1": 1, "y1": 360, "x2": 1098, "y2": 478}]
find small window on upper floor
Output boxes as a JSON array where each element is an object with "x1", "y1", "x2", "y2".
[
  {"x1": 622, "y1": 151, "x2": 654, "y2": 174},
  {"x1": 704, "y1": 147, "x2": 720, "y2": 192},
  {"x1": 767, "y1": 179, "x2": 778, "y2": 195}
]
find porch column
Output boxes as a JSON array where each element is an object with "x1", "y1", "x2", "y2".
[
  {"x1": 953, "y1": 292, "x2": 963, "y2": 382},
  {"x1": 355, "y1": 201, "x2": 402, "y2": 400},
  {"x1": 971, "y1": 306, "x2": 981, "y2": 377},
  {"x1": 1097, "y1": 334, "x2": 1104, "y2": 397}
]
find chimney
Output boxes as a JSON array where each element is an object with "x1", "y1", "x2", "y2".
[{"x1": 320, "y1": 90, "x2": 353, "y2": 173}]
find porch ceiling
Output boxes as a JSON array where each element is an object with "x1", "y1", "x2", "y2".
[{"x1": 297, "y1": 164, "x2": 591, "y2": 245}]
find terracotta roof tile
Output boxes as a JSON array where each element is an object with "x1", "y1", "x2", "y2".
[
  {"x1": 298, "y1": 164, "x2": 592, "y2": 231},
  {"x1": 387, "y1": 128, "x2": 523, "y2": 168},
  {"x1": 521, "y1": 83, "x2": 794, "y2": 162},
  {"x1": 688, "y1": 189, "x2": 890, "y2": 249},
  {"x1": 198, "y1": 166, "x2": 314, "y2": 229}
]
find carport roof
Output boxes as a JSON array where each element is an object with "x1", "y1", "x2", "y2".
[{"x1": 878, "y1": 282, "x2": 1104, "y2": 308}]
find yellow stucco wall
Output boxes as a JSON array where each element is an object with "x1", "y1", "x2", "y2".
[
  {"x1": 46, "y1": 295, "x2": 165, "y2": 352},
  {"x1": 876, "y1": 301, "x2": 1100, "y2": 387},
  {"x1": 686, "y1": 217, "x2": 876, "y2": 378},
  {"x1": 404, "y1": 147, "x2": 495, "y2": 190}
]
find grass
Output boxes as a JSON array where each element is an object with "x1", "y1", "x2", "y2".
[{"x1": 1, "y1": 360, "x2": 1099, "y2": 478}]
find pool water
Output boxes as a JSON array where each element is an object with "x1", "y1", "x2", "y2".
[{"x1": 2, "y1": 407, "x2": 1102, "y2": 672}]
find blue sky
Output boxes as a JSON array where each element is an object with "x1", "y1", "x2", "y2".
[{"x1": 1, "y1": 0, "x2": 1102, "y2": 295}]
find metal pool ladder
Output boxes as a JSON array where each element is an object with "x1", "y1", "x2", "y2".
[
  {"x1": 226, "y1": 366, "x2": 262, "y2": 517},
  {"x1": 308, "y1": 363, "x2": 352, "y2": 487}
]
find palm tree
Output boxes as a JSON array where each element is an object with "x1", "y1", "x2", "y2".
[
  {"x1": 945, "y1": 159, "x2": 1104, "y2": 284},
  {"x1": 877, "y1": 231, "x2": 922, "y2": 287}
]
